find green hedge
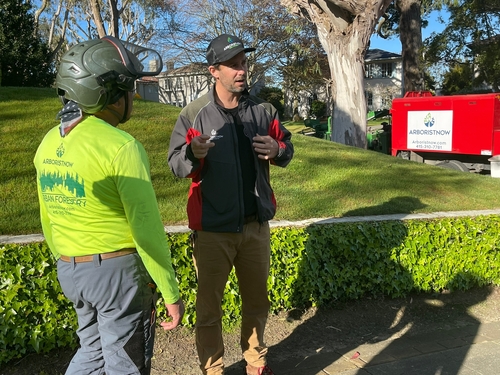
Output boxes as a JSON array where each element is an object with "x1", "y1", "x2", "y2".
[
  {"x1": 0, "y1": 242, "x2": 77, "y2": 364},
  {"x1": 2, "y1": 215, "x2": 500, "y2": 364}
]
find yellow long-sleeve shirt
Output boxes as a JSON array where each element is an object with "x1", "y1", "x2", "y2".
[{"x1": 34, "y1": 116, "x2": 180, "y2": 304}]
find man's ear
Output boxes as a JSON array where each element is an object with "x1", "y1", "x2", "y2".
[{"x1": 208, "y1": 65, "x2": 219, "y2": 79}]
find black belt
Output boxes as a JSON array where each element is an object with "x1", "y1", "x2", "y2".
[{"x1": 59, "y1": 248, "x2": 137, "y2": 263}]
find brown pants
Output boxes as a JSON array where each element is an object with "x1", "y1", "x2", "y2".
[{"x1": 192, "y1": 221, "x2": 271, "y2": 374}]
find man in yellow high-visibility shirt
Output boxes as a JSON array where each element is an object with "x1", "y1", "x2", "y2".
[{"x1": 34, "y1": 36, "x2": 184, "y2": 375}]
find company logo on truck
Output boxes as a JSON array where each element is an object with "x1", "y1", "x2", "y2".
[
  {"x1": 407, "y1": 110, "x2": 453, "y2": 151},
  {"x1": 424, "y1": 113, "x2": 435, "y2": 127}
]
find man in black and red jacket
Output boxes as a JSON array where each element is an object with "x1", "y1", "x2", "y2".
[{"x1": 168, "y1": 34, "x2": 294, "y2": 375}]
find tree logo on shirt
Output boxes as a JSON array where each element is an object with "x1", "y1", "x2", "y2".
[
  {"x1": 39, "y1": 170, "x2": 86, "y2": 208},
  {"x1": 56, "y1": 143, "x2": 65, "y2": 158}
]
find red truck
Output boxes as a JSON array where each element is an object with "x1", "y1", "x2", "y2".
[{"x1": 386, "y1": 91, "x2": 500, "y2": 173}]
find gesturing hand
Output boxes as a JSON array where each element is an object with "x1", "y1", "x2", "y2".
[
  {"x1": 252, "y1": 134, "x2": 279, "y2": 160},
  {"x1": 190, "y1": 135, "x2": 215, "y2": 159}
]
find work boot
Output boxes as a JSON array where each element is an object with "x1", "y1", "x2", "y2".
[{"x1": 245, "y1": 364, "x2": 274, "y2": 375}]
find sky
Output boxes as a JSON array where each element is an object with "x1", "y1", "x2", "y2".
[
  {"x1": 32, "y1": 1, "x2": 448, "y2": 57},
  {"x1": 369, "y1": 10, "x2": 449, "y2": 54}
]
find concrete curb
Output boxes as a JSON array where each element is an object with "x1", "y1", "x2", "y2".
[{"x1": 2, "y1": 209, "x2": 500, "y2": 245}]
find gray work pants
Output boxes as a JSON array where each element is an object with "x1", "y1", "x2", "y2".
[{"x1": 57, "y1": 253, "x2": 156, "y2": 375}]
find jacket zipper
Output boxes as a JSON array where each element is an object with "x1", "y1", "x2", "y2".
[{"x1": 224, "y1": 109, "x2": 245, "y2": 232}]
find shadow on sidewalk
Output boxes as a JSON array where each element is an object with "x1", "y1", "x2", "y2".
[
  {"x1": 349, "y1": 280, "x2": 491, "y2": 375},
  {"x1": 224, "y1": 196, "x2": 492, "y2": 375}
]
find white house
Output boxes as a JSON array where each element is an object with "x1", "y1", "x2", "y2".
[
  {"x1": 136, "y1": 49, "x2": 403, "y2": 117},
  {"x1": 153, "y1": 62, "x2": 265, "y2": 108},
  {"x1": 292, "y1": 49, "x2": 403, "y2": 119},
  {"x1": 364, "y1": 49, "x2": 403, "y2": 111},
  {"x1": 156, "y1": 62, "x2": 211, "y2": 107}
]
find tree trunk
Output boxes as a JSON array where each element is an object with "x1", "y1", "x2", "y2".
[
  {"x1": 281, "y1": 0, "x2": 392, "y2": 148},
  {"x1": 90, "y1": 0, "x2": 107, "y2": 37},
  {"x1": 109, "y1": 0, "x2": 120, "y2": 37},
  {"x1": 321, "y1": 33, "x2": 368, "y2": 147},
  {"x1": 397, "y1": 0, "x2": 424, "y2": 94}
]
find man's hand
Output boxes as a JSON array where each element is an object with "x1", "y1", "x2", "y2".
[
  {"x1": 253, "y1": 134, "x2": 279, "y2": 160},
  {"x1": 160, "y1": 298, "x2": 185, "y2": 331},
  {"x1": 190, "y1": 135, "x2": 215, "y2": 159}
]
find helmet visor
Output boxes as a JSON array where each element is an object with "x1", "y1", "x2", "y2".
[{"x1": 102, "y1": 36, "x2": 162, "y2": 77}]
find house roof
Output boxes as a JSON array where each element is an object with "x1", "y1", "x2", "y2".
[
  {"x1": 138, "y1": 76, "x2": 159, "y2": 83},
  {"x1": 160, "y1": 62, "x2": 208, "y2": 77},
  {"x1": 365, "y1": 49, "x2": 401, "y2": 62}
]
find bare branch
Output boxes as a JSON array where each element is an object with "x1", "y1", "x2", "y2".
[{"x1": 34, "y1": 0, "x2": 50, "y2": 33}]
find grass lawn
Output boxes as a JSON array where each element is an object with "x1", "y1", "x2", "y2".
[{"x1": 2, "y1": 86, "x2": 500, "y2": 236}]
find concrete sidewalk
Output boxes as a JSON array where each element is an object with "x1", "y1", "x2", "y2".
[{"x1": 271, "y1": 321, "x2": 500, "y2": 375}]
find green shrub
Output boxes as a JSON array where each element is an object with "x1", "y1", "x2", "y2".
[
  {"x1": 310, "y1": 100, "x2": 327, "y2": 118},
  {"x1": 256, "y1": 86, "x2": 285, "y2": 120},
  {"x1": 2, "y1": 214, "x2": 500, "y2": 365},
  {"x1": 0, "y1": 243, "x2": 77, "y2": 364}
]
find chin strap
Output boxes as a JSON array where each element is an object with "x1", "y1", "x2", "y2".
[
  {"x1": 57, "y1": 101, "x2": 83, "y2": 137},
  {"x1": 121, "y1": 91, "x2": 130, "y2": 123},
  {"x1": 105, "y1": 91, "x2": 128, "y2": 124}
]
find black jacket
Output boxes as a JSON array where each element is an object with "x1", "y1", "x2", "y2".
[{"x1": 168, "y1": 87, "x2": 294, "y2": 232}]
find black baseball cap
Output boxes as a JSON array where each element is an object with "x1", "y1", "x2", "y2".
[{"x1": 206, "y1": 34, "x2": 256, "y2": 66}]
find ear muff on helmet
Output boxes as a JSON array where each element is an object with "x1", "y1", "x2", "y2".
[{"x1": 55, "y1": 36, "x2": 163, "y2": 114}]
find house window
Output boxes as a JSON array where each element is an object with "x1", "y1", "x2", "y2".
[
  {"x1": 365, "y1": 91, "x2": 373, "y2": 109},
  {"x1": 365, "y1": 63, "x2": 393, "y2": 78},
  {"x1": 365, "y1": 64, "x2": 374, "y2": 78},
  {"x1": 381, "y1": 63, "x2": 393, "y2": 78}
]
